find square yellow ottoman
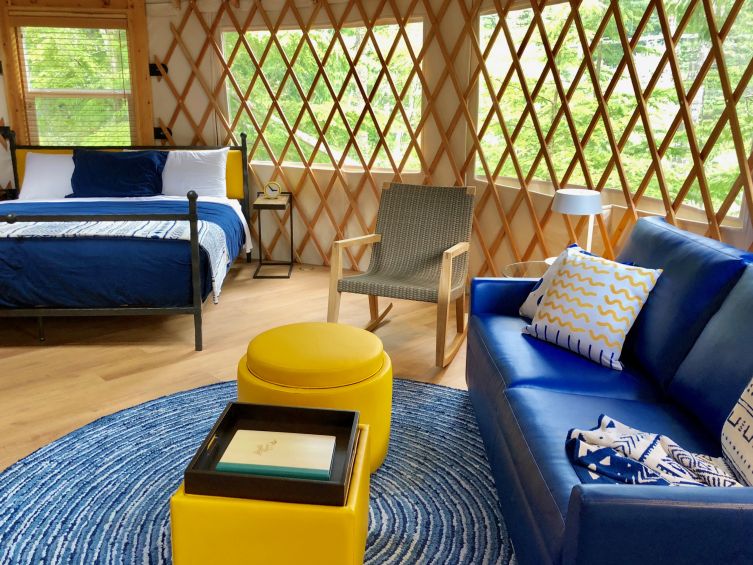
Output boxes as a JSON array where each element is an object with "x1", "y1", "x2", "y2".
[
  {"x1": 170, "y1": 426, "x2": 370, "y2": 565},
  {"x1": 237, "y1": 322, "x2": 392, "y2": 472}
]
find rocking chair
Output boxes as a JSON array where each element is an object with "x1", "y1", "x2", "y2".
[{"x1": 327, "y1": 183, "x2": 475, "y2": 367}]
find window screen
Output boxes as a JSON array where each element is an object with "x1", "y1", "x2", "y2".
[
  {"x1": 476, "y1": 1, "x2": 752, "y2": 218},
  {"x1": 19, "y1": 26, "x2": 134, "y2": 145},
  {"x1": 222, "y1": 22, "x2": 424, "y2": 170}
]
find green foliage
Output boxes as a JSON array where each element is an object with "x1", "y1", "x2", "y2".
[
  {"x1": 23, "y1": 5, "x2": 752, "y2": 217},
  {"x1": 478, "y1": 0, "x2": 752, "y2": 215},
  {"x1": 224, "y1": 23, "x2": 423, "y2": 170},
  {"x1": 33, "y1": 97, "x2": 131, "y2": 146},
  {"x1": 22, "y1": 27, "x2": 132, "y2": 145}
]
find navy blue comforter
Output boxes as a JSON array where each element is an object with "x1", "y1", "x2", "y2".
[{"x1": 0, "y1": 199, "x2": 246, "y2": 308}]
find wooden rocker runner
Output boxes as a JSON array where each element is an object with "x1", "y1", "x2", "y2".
[{"x1": 328, "y1": 183, "x2": 475, "y2": 368}]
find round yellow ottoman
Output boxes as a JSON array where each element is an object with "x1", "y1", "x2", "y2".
[{"x1": 237, "y1": 322, "x2": 393, "y2": 472}]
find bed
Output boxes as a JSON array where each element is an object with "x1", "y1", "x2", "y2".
[{"x1": 0, "y1": 128, "x2": 252, "y2": 350}]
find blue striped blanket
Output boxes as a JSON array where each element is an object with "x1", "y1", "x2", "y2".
[
  {"x1": 0, "y1": 219, "x2": 230, "y2": 304},
  {"x1": 566, "y1": 415, "x2": 743, "y2": 487}
]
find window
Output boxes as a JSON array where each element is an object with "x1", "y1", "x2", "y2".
[
  {"x1": 478, "y1": 0, "x2": 753, "y2": 217},
  {"x1": 19, "y1": 26, "x2": 134, "y2": 145},
  {"x1": 223, "y1": 22, "x2": 423, "y2": 170}
]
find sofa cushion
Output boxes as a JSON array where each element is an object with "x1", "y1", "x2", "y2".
[
  {"x1": 669, "y1": 265, "x2": 753, "y2": 436},
  {"x1": 499, "y1": 387, "x2": 721, "y2": 563},
  {"x1": 470, "y1": 314, "x2": 660, "y2": 401},
  {"x1": 618, "y1": 217, "x2": 751, "y2": 386},
  {"x1": 466, "y1": 361, "x2": 553, "y2": 565}
]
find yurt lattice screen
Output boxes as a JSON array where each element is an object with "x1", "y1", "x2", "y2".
[{"x1": 152, "y1": 0, "x2": 753, "y2": 274}]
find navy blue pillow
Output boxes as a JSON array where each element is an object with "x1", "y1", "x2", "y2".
[{"x1": 69, "y1": 149, "x2": 168, "y2": 198}]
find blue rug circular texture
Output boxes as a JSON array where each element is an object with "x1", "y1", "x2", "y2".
[{"x1": 0, "y1": 379, "x2": 510, "y2": 564}]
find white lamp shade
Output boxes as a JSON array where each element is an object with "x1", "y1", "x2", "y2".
[{"x1": 552, "y1": 188, "x2": 603, "y2": 216}]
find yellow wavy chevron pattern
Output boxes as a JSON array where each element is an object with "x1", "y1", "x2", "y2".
[
  {"x1": 597, "y1": 305, "x2": 631, "y2": 323},
  {"x1": 589, "y1": 330, "x2": 622, "y2": 348},
  {"x1": 557, "y1": 267, "x2": 607, "y2": 287},
  {"x1": 525, "y1": 251, "x2": 662, "y2": 371},
  {"x1": 550, "y1": 278, "x2": 597, "y2": 297},
  {"x1": 609, "y1": 284, "x2": 643, "y2": 303},
  {"x1": 537, "y1": 312, "x2": 586, "y2": 332},
  {"x1": 614, "y1": 272, "x2": 652, "y2": 293},
  {"x1": 596, "y1": 321, "x2": 626, "y2": 339},
  {"x1": 575, "y1": 263, "x2": 611, "y2": 275},
  {"x1": 541, "y1": 300, "x2": 591, "y2": 322},
  {"x1": 546, "y1": 289, "x2": 594, "y2": 309},
  {"x1": 604, "y1": 295, "x2": 638, "y2": 317}
]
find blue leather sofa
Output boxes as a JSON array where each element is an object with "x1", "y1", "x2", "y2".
[{"x1": 466, "y1": 217, "x2": 753, "y2": 565}]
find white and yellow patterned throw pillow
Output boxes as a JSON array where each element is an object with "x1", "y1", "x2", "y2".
[
  {"x1": 519, "y1": 245, "x2": 590, "y2": 319},
  {"x1": 524, "y1": 253, "x2": 662, "y2": 370},
  {"x1": 722, "y1": 376, "x2": 753, "y2": 486}
]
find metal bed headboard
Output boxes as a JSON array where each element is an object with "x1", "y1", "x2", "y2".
[
  {"x1": 0, "y1": 128, "x2": 251, "y2": 226},
  {"x1": 0, "y1": 127, "x2": 253, "y2": 351}
]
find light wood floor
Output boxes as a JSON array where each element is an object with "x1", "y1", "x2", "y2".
[{"x1": 0, "y1": 262, "x2": 468, "y2": 471}]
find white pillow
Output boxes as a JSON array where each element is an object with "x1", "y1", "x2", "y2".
[
  {"x1": 524, "y1": 252, "x2": 662, "y2": 370},
  {"x1": 161, "y1": 147, "x2": 229, "y2": 198},
  {"x1": 19, "y1": 152, "x2": 74, "y2": 200},
  {"x1": 722, "y1": 376, "x2": 753, "y2": 486},
  {"x1": 519, "y1": 245, "x2": 589, "y2": 318}
]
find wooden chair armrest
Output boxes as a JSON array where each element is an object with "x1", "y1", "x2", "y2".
[
  {"x1": 334, "y1": 233, "x2": 382, "y2": 250},
  {"x1": 328, "y1": 233, "x2": 382, "y2": 323},
  {"x1": 439, "y1": 242, "x2": 470, "y2": 293},
  {"x1": 330, "y1": 234, "x2": 381, "y2": 291},
  {"x1": 436, "y1": 241, "x2": 471, "y2": 367},
  {"x1": 443, "y1": 241, "x2": 470, "y2": 260}
]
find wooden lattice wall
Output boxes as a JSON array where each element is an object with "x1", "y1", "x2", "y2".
[{"x1": 152, "y1": 0, "x2": 753, "y2": 275}]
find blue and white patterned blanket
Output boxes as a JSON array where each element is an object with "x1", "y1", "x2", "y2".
[
  {"x1": 0, "y1": 219, "x2": 230, "y2": 304},
  {"x1": 566, "y1": 415, "x2": 743, "y2": 487}
]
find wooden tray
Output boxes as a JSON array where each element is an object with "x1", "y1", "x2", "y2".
[{"x1": 184, "y1": 402, "x2": 360, "y2": 506}]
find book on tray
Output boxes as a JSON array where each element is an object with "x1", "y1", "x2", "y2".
[{"x1": 215, "y1": 429, "x2": 336, "y2": 481}]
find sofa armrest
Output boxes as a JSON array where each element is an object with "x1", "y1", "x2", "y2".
[
  {"x1": 470, "y1": 277, "x2": 537, "y2": 316},
  {"x1": 562, "y1": 484, "x2": 753, "y2": 565}
]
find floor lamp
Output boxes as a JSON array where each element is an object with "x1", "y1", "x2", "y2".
[{"x1": 552, "y1": 188, "x2": 603, "y2": 252}]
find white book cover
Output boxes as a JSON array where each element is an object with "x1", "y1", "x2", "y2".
[{"x1": 216, "y1": 429, "x2": 336, "y2": 480}]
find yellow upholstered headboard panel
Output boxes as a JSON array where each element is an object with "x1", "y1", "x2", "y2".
[
  {"x1": 225, "y1": 149, "x2": 245, "y2": 200},
  {"x1": 15, "y1": 147, "x2": 247, "y2": 200}
]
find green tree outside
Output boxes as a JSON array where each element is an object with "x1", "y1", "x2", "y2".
[
  {"x1": 22, "y1": 4, "x2": 752, "y2": 218},
  {"x1": 21, "y1": 26, "x2": 132, "y2": 146},
  {"x1": 224, "y1": 23, "x2": 423, "y2": 170},
  {"x1": 479, "y1": 0, "x2": 752, "y2": 215}
]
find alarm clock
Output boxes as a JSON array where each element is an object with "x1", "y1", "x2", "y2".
[{"x1": 264, "y1": 182, "x2": 282, "y2": 199}]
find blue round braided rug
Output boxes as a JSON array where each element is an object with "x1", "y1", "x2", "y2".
[{"x1": 0, "y1": 378, "x2": 510, "y2": 564}]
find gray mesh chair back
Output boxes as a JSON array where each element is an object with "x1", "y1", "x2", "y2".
[{"x1": 338, "y1": 183, "x2": 474, "y2": 303}]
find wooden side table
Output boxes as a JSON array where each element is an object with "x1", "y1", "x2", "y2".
[{"x1": 253, "y1": 192, "x2": 294, "y2": 279}]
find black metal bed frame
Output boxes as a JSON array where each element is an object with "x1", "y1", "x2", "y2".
[{"x1": 0, "y1": 128, "x2": 250, "y2": 351}]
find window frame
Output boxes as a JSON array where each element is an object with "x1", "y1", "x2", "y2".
[{"x1": 0, "y1": 0, "x2": 153, "y2": 145}]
